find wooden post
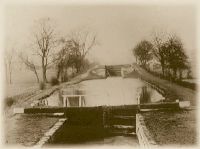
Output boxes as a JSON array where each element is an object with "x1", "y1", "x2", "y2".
[
  {"x1": 66, "y1": 97, "x2": 69, "y2": 107},
  {"x1": 137, "y1": 94, "x2": 140, "y2": 112},
  {"x1": 63, "y1": 97, "x2": 66, "y2": 107},
  {"x1": 105, "y1": 65, "x2": 107, "y2": 77},
  {"x1": 79, "y1": 96, "x2": 82, "y2": 107},
  {"x1": 102, "y1": 106, "x2": 107, "y2": 128}
]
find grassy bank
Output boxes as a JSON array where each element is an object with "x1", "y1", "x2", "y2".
[
  {"x1": 142, "y1": 109, "x2": 197, "y2": 146},
  {"x1": 127, "y1": 64, "x2": 197, "y2": 146},
  {"x1": 5, "y1": 114, "x2": 59, "y2": 146}
]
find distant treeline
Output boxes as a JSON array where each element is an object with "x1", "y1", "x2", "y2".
[{"x1": 132, "y1": 32, "x2": 196, "y2": 90}]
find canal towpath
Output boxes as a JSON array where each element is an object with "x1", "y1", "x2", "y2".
[{"x1": 133, "y1": 64, "x2": 196, "y2": 106}]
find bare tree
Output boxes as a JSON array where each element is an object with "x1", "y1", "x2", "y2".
[
  {"x1": 19, "y1": 53, "x2": 40, "y2": 83},
  {"x1": 53, "y1": 29, "x2": 97, "y2": 82},
  {"x1": 67, "y1": 28, "x2": 97, "y2": 72},
  {"x1": 33, "y1": 18, "x2": 56, "y2": 83},
  {"x1": 5, "y1": 49, "x2": 15, "y2": 84}
]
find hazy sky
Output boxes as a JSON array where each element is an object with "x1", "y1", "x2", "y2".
[{"x1": 5, "y1": 3, "x2": 196, "y2": 65}]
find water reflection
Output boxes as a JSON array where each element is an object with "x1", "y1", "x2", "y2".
[
  {"x1": 37, "y1": 77, "x2": 165, "y2": 107},
  {"x1": 138, "y1": 86, "x2": 164, "y2": 104}
]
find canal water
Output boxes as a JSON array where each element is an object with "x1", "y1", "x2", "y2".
[{"x1": 42, "y1": 77, "x2": 164, "y2": 107}]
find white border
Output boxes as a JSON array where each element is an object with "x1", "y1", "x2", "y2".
[{"x1": 0, "y1": 0, "x2": 199, "y2": 149}]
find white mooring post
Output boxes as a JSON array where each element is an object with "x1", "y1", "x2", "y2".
[
  {"x1": 179, "y1": 101, "x2": 190, "y2": 108},
  {"x1": 63, "y1": 97, "x2": 66, "y2": 107},
  {"x1": 78, "y1": 96, "x2": 80, "y2": 107},
  {"x1": 66, "y1": 97, "x2": 69, "y2": 107},
  {"x1": 137, "y1": 93, "x2": 140, "y2": 111},
  {"x1": 13, "y1": 108, "x2": 24, "y2": 114}
]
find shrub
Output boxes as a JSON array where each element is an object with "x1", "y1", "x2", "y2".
[
  {"x1": 145, "y1": 68, "x2": 196, "y2": 90},
  {"x1": 50, "y1": 77, "x2": 59, "y2": 86},
  {"x1": 176, "y1": 80, "x2": 196, "y2": 90},
  {"x1": 39, "y1": 82, "x2": 45, "y2": 90},
  {"x1": 5, "y1": 97, "x2": 15, "y2": 107}
]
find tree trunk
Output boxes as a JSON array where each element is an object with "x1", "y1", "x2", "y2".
[
  {"x1": 187, "y1": 70, "x2": 191, "y2": 79},
  {"x1": 43, "y1": 68, "x2": 47, "y2": 83},
  {"x1": 8, "y1": 62, "x2": 12, "y2": 84},
  {"x1": 179, "y1": 70, "x2": 183, "y2": 81},
  {"x1": 173, "y1": 69, "x2": 177, "y2": 80},
  {"x1": 160, "y1": 58, "x2": 165, "y2": 77},
  {"x1": 33, "y1": 68, "x2": 40, "y2": 83},
  {"x1": 161, "y1": 65, "x2": 165, "y2": 77},
  {"x1": 57, "y1": 69, "x2": 60, "y2": 80},
  {"x1": 57, "y1": 64, "x2": 61, "y2": 80},
  {"x1": 42, "y1": 58, "x2": 47, "y2": 83},
  {"x1": 9, "y1": 70, "x2": 12, "y2": 84}
]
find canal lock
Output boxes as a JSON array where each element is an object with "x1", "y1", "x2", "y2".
[
  {"x1": 19, "y1": 65, "x2": 181, "y2": 146},
  {"x1": 42, "y1": 105, "x2": 138, "y2": 146}
]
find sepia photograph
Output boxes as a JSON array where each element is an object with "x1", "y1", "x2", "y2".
[{"x1": 0, "y1": 0, "x2": 199, "y2": 148}]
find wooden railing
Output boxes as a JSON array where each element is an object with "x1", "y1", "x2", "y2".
[{"x1": 62, "y1": 95, "x2": 86, "y2": 107}]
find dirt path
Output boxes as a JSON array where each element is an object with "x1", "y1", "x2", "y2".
[{"x1": 134, "y1": 65, "x2": 196, "y2": 106}]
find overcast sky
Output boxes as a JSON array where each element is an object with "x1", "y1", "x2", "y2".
[{"x1": 5, "y1": 3, "x2": 196, "y2": 65}]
